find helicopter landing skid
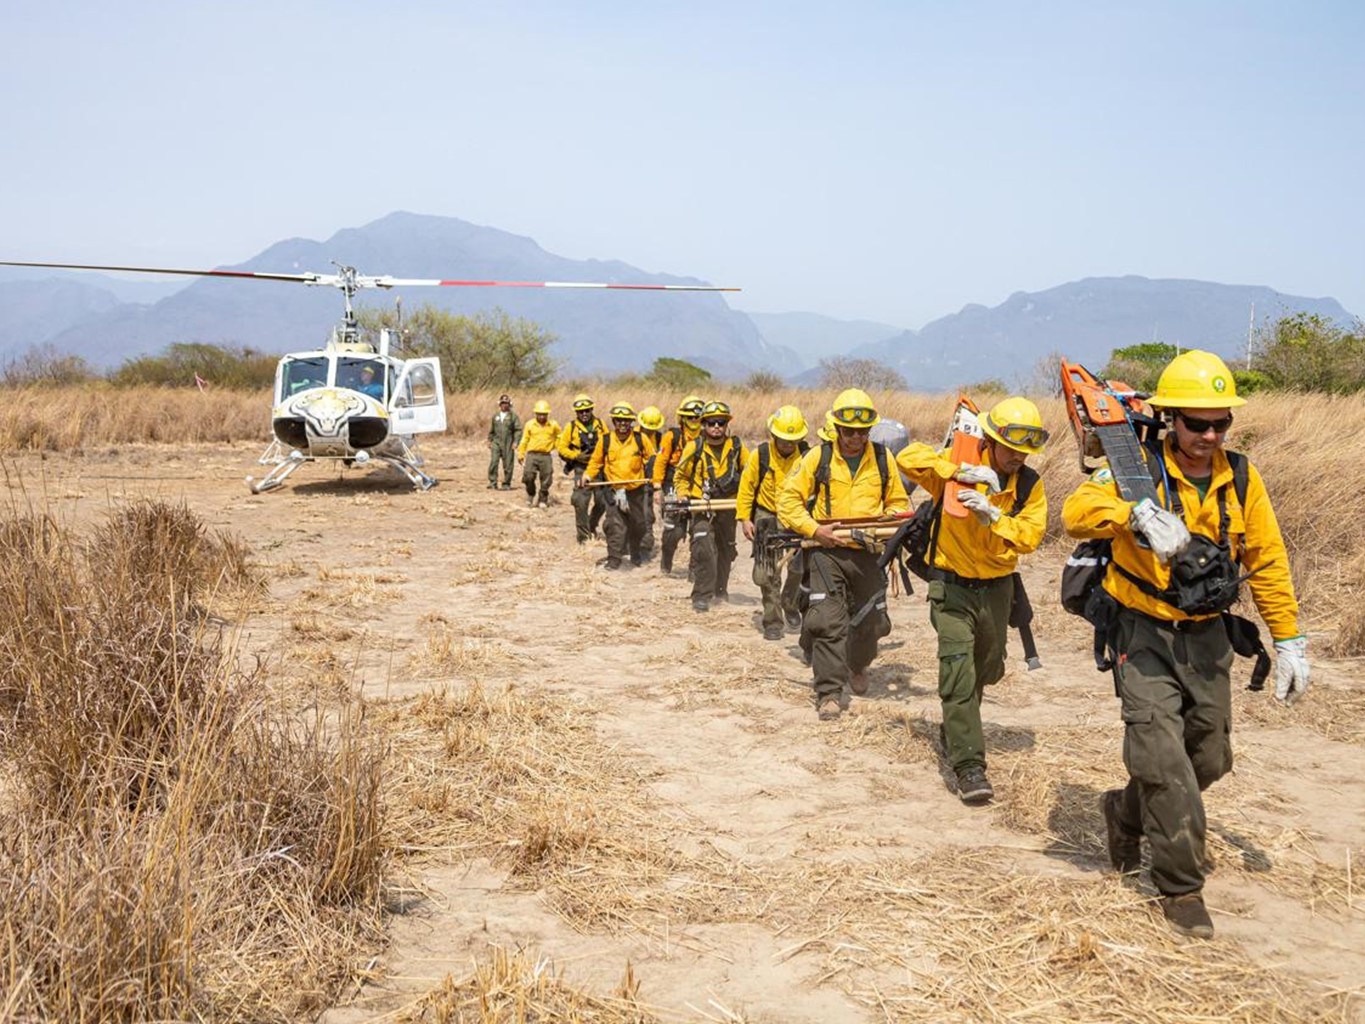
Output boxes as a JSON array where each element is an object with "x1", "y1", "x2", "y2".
[
  {"x1": 378, "y1": 437, "x2": 438, "y2": 490},
  {"x1": 247, "y1": 442, "x2": 306, "y2": 493}
]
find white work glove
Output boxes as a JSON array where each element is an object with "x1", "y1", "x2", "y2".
[
  {"x1": 1273, "y1": 636, "x2": 1310, "y2": 704},
  {"x1": 1129, "y1": 498, "x2": 1191, "y2": 565},
  {"x1": 957, "y1": 488, "x2": 1001, "y2": 526},
  {"x1": 955, "y1": 463, "x2": 1001, "y2": 494},
  {"x1": 613, "y1": 487, "x2": 629, "y2": 513}
]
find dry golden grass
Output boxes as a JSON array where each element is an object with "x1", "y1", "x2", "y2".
[
  {"x1": 0, "y1": 500, "x2": 389, "y2": 1020},
  {"x1": 401, "y1": 947, "x2": 656, "y2": 1023}
]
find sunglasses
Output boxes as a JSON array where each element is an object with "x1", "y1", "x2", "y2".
[
  {"x1": 836, "y1": 407, "x2": 877, "y2": 425},
  {"x1": 993, "y1": 422, "x2": 1049, "y2": 450},
  {"x1": 1177, "y1": 411, "x2": 1234, "y2": 435},
  {"x1": 836, "y1": 425, "x2": 871, "y2": 436},
  {"x1": 702, "y1": 418, "x2": 728, "y2": 428}
]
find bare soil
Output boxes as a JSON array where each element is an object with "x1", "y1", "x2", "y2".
[{"x1": 13, "y1": 437, "x2": 1363, "y2": 1022}]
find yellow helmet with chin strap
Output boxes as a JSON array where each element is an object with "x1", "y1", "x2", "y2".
[
  {"x1": 608, "y1": 401, "x2": 638, "y2": 421},
  {"x1": 981, "y1": 396, "x2": 1049, "y2": 453},
  {"x1": 572, "y1": 394, "x2": 595, "y2": 411},
  {"x1": 830, "y1": 388, "x2": 879, "y2": 427},
  {"x1": 677, "y1": 395, "x2": 705, "y2": 418},
  {"x1": 532, "y1": 400, "x2": 551, "y2": 415},
  {"x1": 1146, "y1": 350, "x2": 1247, "y2": 409},
  {"x1": 767, "y1": 404, "x2": 808, "y2": 441}
]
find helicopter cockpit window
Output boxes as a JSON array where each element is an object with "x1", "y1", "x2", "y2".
[
  {"x1": 339, "y1": 357, "x2": 387, "y2": 399},
  {"x1": 282, "y1": 357, "x2": 328, "y2": 398},
  {"x1": 394, "y1": 364, "x2": 440, "y2": 408}
]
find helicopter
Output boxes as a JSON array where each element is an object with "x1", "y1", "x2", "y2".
[{"x1": 0, "y1": 258, "x2": 738, "y2": 493}]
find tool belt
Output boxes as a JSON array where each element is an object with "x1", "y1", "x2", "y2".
[{"x1": 929, "y1": 568, "x2": 1011, "y2": 590}]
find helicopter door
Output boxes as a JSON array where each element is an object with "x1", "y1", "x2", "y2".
[{"x1": 389, "y1": 357, "x2": 447, "y2": 434}]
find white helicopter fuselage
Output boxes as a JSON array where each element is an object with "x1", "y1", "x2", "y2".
[{"x1": 251, "y1": 332, "x2": 447, "y2": 492}]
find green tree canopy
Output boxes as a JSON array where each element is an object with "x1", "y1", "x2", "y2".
[
  {"x1": 112, "y1": 343, "x2": 277, "y2": 389},
  {"x1": 646, "y1": 357, "x2": 711, "y2": 391},
  {"x1": 357, "y1": 305, "x2": 560, "y2": 390},
  {"x1": 1100, "y1": 342, "x2": 1181, "y2": 394},
  {"x1": 1251, "y1": 312, "x2": 1365, "y2": 394}
]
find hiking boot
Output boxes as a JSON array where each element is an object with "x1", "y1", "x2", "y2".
[
  {"x1": 785, "y1": 609, "x2": 802, "y2": 630},
  {"x1": 817, "y1": 698, "x2": 841, "y2": 721},
  {"x1": 692, "y1": 597, "x2": 709, "y2": 613},
  {"x1": 1161, "y1": 892, "x2": 1214, "y2": 939},
  {"x1": 956, "y1": 767, "x2": 994, "y2": 805},
  {"x1": 487, "y1": 483, "x2": 497, "y2": 489},
  {"x1": 599, "y1": 558, "x2": 621, "y2": 571},
  {"x1": 850, "y1": 671, "x2": 869, "y2": 696},
  {"x1": 763, "y1": 625, "x2": 784, "y2": 641},
  {"x1": 1101, "y1": 789, "x2": 1142, "y2": 875}
]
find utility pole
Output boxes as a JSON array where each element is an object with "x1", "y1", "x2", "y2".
[{"x1": 1246, "y1": 301, "x2": 1255, "y2": 369}]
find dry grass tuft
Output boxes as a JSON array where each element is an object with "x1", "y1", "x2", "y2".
[
  {"x1": 402, "y1": 946, "x2": 656, "y2": 1023},
  {"x1": 850, "y1": 850, "x2": 1347, "y2": 1023},
  {"x1": 0, "y1": 500, "x2": 389, "y2": 1020}
]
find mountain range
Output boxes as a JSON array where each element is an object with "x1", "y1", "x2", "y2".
[{"x1": 2, "y1": 213, "x2": 1356, "y2": 388}]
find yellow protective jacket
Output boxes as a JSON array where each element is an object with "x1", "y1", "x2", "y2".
[
  {"x1": 1061, "y1": 438, "x2": 1300, "y2": 640},
  {"x1": 777, "y1": 442, "x2": 909, "y2": 538},
  {"x1": 674, "y1": 436, "x2": 748, "y2": 500},
  {"x1": 652, "y1": 423, "x2": 703, "y2": 487},
  {"x1": 556, "y1": 416, "x2": 605, "y2": 465},
  {"x1": 736, "y1": 441, "x2": 806, "y2": 520},
  {"x1": 517, "y1": 418, "x2": 561, "y2": 458},
  {"x1": 584, "y1": 428, "x2": 656, "y2": 490},
  {"x1": 896, "y1": 442, "x2": 1047, "y2": 580}
]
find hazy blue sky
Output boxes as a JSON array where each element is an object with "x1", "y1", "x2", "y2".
[{"x1": 4, "y1": 1, "x2": 1362, "y2": 328}]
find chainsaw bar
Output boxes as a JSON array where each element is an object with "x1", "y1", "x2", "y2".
[{"x1": 1092, "y1": 423, "x2": 1160, "y2": 505}]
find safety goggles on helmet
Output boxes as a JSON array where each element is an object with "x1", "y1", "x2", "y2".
[
  {"x1": 833, "y1": 406, "x2": 877, "y2": 426},
  {"x1": 989, "y1": 421, "x2": 1049, "y2": 451},
  {"x1": 1176, "y1": 410, "x2": 1233, "y2": 435}
]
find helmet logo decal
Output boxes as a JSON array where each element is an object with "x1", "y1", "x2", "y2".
[{"x1": 1212, "y1": 376, "x2": 1227, "y2": 393}]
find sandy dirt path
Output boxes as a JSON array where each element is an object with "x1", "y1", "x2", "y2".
[{"x1": 13, "y1": 437, "x2": 1363, "y2": 1022}]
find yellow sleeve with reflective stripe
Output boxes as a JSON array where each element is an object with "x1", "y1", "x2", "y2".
[{"x1": 736, "y1": 447, "x2": 762, "y2": 521}]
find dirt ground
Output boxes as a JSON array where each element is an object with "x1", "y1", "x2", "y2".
[{"x1": 13, "y1": 437, "x2": 1364, "y2": 1022}]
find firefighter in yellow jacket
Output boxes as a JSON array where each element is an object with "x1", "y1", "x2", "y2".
[
  {"x1": 778, "y1": 389, "x2": 908, "y2": 720},
  {"x1": 674, "y1": 400, "x2": 746, "y2": 611},
  {"x1": 897, "y1": 397, "x2": 1048, "y2": 804},
  {"x1": 583, "y1": 401, "x2": 656, "y2": 570},
  {"x1": 557, "y1": 394, "x2": 607, "y2": 543},
  {"x1": 517, "y1": 400, "x2": 560, "y2": 508},
  {"x1": 653, "y1": 395, "x2": 706, "y2": 574},
  {"x1": 1062, "y1": 350, "x2": 1307, "y2": 940},
  {"x1": 637, "y1": 405, "x2": 666, "y2": 559},
  {"x1": 738, "y1": 405, "x2": 809, "y2": 640}
]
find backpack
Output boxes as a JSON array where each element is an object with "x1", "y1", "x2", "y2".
[
  {"x1": 1062, "y1": 450, "x2": 1249, "y2": 617},
  {"x1": 686, "y1": 437, "x2": 744, "y2": 498},
  {"x1": 879, "y1": 465, "x2": 1039, "y2": 588},
  {"x1": 1062, "y1": 448, "x2": 1258, "y2": 674},
  {"x1": 809, "y1": 441, "x2": 891, "y2": 517}
]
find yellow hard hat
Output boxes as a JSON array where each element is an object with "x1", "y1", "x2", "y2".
[
  {"x1": 638, "y1": 405, "x2": 665, "y2": 431},
  {"x1": 700, "y1": 400, "x2": 732, "y2": 422},
  {"x1": 533, "y1": 400, "x2": 551, "y2": 415},
  {"x1": 981, "y1": 396, "x2": 1049, "y2": 453},
  {"x1": 767, "y1": 404, "x2": 808, "y2": 441},
  {"x1": 677, "y1": 395, "x2": 705, "y2": 418},
  {"x1": 817, "y1": 411, "x2": 836, "y2": 442},
  {"x1": 1146, "y1": 350, "x2": 1247, "y2": 409},
  {"x1": 830, "y1": 388, "x2": 879, "y2": 427},
  {"x1": 608, "y1": 400, "x2": 638, "y2": 421},
  {"x1": 572, "y1": 393, "x2": 595, "y2": 411}
]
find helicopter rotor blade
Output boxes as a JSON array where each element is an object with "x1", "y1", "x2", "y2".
[
  {"x1": 0, "y1": 260, "x2": 327, "y2": 285},
  {"x1": 2, "y1": 260, "x2": 738, "y2": 292},
  {"x1": 372, "y1": 276, "x2": 739, "y2": 292}
]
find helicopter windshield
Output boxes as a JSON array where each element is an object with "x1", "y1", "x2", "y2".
[
  {"x1": 281, "y1": 356, "x2": 328, "y2": 398},
  {"x1": 339, "y1": 357, "x2": 387, "y2": 400}
]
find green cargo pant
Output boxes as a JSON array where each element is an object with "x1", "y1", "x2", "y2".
[
  {"x1": 805, "y1": 547, "x2": 889, "y2": 703},
  {"x1": 522, "y1": 451, "x2": 553, "y2": 504},
  {"x1": 928, "y1": 573, "x2": 1013, "y2": 774},
  {"x1": 690, "y1": 511, "x2": 737, "y2": 600},
  {"x1": 570, "y1": 468, "x2": 607, "y2": 543},
  {"x1": 602, "y1": 487, "x2": 647, "y2": 567},
  {"x1": 751, "y1": 509, "x2": 802, "y2": 629},
  {"x1": 488, "y1": 440, "x2": 515, "y2": 486},
  {"x1": 1110, "y1": 607, "x2": 1233, "y2": 896}
]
